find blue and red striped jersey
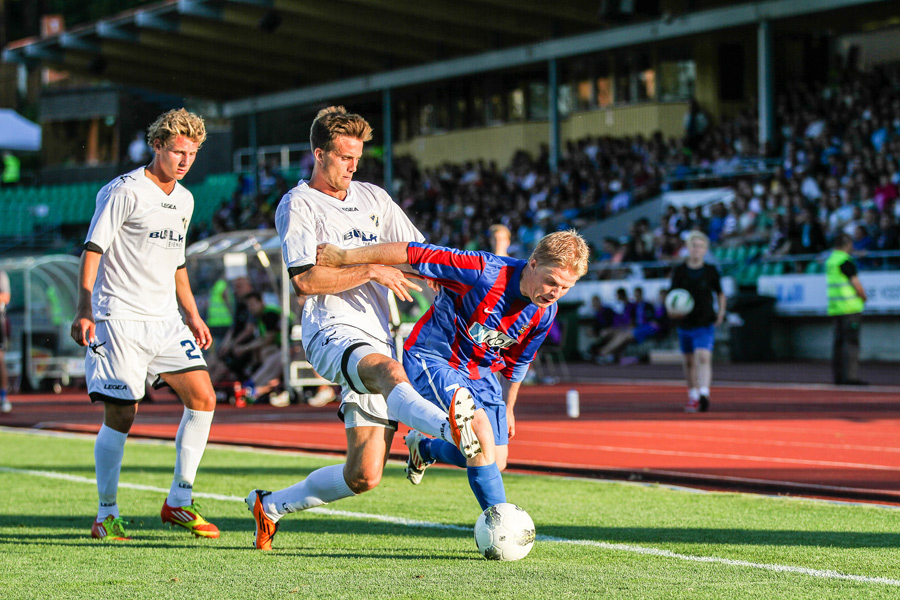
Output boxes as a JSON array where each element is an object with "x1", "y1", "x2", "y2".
[{"x1": 403, "y1": 242, "x2": 557, "y2": 382}]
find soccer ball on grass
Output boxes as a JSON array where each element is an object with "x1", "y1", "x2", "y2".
[{"x1": 474, "y1": 502, "x2": 535, "y2": 561}]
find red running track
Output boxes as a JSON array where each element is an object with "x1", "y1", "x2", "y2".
[{"x1": 3, "y1": 381, "x2": 900, "y2": 505}]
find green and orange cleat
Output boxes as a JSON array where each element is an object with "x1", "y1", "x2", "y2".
[
  {"x1": 161, "y1": 500, "x2": 220, "y2": 538},
  {"x1": 91, "y1": 515, "x2": 131, "y2": 541}
]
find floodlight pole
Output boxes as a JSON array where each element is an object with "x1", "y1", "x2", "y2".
[
  {"x1": 249, "y1": 110, "x2": 260, "y2": 197},
  {"x1": 383, "y1": 88, "x2": 393, "y2": 195},
  {"x1": 758, "y1": 20, "x2": 774, "y2": 154},
  {"x1": 548, "y1": 59, "x2": 560, "y2": 174}
]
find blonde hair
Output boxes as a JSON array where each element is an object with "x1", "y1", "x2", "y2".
[
  {"x1": 310, "y1": 106, "x2": 373, "y2": 153},
  {"x1": 529, "y1": 230, "x2": 590, "y2": 278},
  {"x1": 146, "y1": 108, "x2": 206, "y2": 149},
  {"x1": 685, "y1": 230, "x2": 710, "y2": 246},
  {"x1": 489, "y1": 224, "x2": 511, "y2": 238}
]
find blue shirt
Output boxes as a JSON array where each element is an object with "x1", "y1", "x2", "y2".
[{"x1": 403, "y1": 242, "x2": 556, "y2": 382}]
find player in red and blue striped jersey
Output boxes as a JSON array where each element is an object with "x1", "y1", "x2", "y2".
[{"x1": 317, "y1": 230, "x2": 589, "y2": 511}]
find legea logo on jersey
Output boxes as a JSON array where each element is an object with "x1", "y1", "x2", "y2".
[
  {"x1": 468, "y1": 321, "x2": 517, "y2": 349},
  {"x1": 148, "y1": 229, "x2": 185, "y2": 249},
  {"x1": 342, "y1": 229, "x2": 378, "y2": 243}
]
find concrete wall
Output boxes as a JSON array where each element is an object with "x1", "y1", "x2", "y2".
[
  {"x1": 772, "y1": 316, "x2": 900, "y2": 362},
  {"x1": 394, "y1": 102, "x2": 689, "y2": 169},
  {"x1": 394, "y1": 121, "x2": 547, "y2": 170}
]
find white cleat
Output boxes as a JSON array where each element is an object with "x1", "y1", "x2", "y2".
[
  {"x1": 449, "y1": 388, "x2": 481, "y2": 459},
  {"x1": 404, "y1": 430, "x2": 433, "y2": 485}
]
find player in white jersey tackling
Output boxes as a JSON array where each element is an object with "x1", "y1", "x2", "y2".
[
  {"x1": 245, "y1": 106, "x2": 478, "y2": 550},
  {"x1": 71, "y1": 109, "x2": 219, "y2": 541}
]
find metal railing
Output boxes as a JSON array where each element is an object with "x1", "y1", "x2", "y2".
[
  {"x1": 663, "y1": 157, "x2": 783, "y2": 186},
  {"x1": 232, "y1": 143, "x2": 311, "y2": 176}
]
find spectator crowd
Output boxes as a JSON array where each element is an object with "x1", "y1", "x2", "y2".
[{"x1": 189, "y1": 66, "x2": 900, "y2": 277}]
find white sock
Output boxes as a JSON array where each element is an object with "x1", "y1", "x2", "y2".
[
  {"x1": 386, "y1": 382, "x2": 453, "y2": 442},
  {"x1": 166, "y1": 408, "x2": 214, "y2": 507},
  {"x1": 699, "y1": 387, "x2": 710, "y2": 397},
  {"x1": 688, "y1": 388, "x2": 700, "y2": 401},
  {"x1": 95, "y1": 424, "x2": 128, "y2": 520},
  {"x1": 265, "y1": 464, "x2": 355, "y2": 521}
]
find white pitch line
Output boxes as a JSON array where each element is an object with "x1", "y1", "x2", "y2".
[
  {"x1": 1, "y1": 466, "x2": 899, "y2": 587},
  {"x1": 521, "y1": 424, "x2": 900, "y2": 454}
]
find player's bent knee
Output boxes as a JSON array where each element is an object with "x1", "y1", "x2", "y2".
[
  {"x1": 103, "y1": 403, "x2": 137, "y2": 432},
  {"x1": 183, "y1": 389, "x2": 216, "y2": 411},
  {"x1": 345, "y1": 466, "x2": 383, "y2": 494}
]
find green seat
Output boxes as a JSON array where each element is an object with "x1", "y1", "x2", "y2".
[{"x1": 739, "y1": 263, "x2": 761, "y2": 286}]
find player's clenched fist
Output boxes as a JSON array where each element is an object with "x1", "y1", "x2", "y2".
[{"x1": 316, "y1": 243, "x2": 346, "y2": 267}]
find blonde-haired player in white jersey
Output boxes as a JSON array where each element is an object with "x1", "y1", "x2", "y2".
[
  {"x1": 245, "y1": 106, "x2": 479, "y2": 550},
  {"x1": 71, "y1": 108, "x2": 219, "y2": 541}
]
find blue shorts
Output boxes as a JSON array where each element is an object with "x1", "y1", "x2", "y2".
[
  {"x1": 632, "y1": 322, "x2": 661, "y2": 344},
  {"x1": 403, "y1": 350, "x2": 508, "y2": 446},
  {"x1": 677, "y1": 325, "x2": 715, "y2": 354}
]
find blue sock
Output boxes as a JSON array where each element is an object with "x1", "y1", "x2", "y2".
[
  {"x1": 467, "y1": 463, "x2": 506, "y2": 511},
  {"x1": 0, "y1": 390, "x2": 6, "y2": 400},
  {"x1": 421, "y1": 438, "x2": 467, "y2": 468}
]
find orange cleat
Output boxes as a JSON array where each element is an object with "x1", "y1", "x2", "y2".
[{"x1": 246, "y1": 489, "x2": 279, "y2": 551}]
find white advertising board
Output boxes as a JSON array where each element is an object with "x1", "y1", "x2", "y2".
[{"x1": 757, "y1": 271, "x2": 900, "y2": 315}]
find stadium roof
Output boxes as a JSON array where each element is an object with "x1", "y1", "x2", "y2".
[
  {"x1": 1, "y1": 0, "x2": 633, "y2": 101},
  {"x1": 2, "y1": 0, "x2": 897, "y2": 113}
]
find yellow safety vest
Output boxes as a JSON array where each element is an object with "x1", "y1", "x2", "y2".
[
  {"x1": 825, "y1": 250, "x2": 864, "y2": 316},
  {"x1": 206, "y1": 280, "x2": 233, "y2": 327},
  {"x1": 2, "y1": 154, "x2": 20, "y2": 184}
]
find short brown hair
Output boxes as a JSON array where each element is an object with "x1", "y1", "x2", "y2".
[
  {"x1": 146, "y1": 108, "x2": 206, "y2": 149},
  {"x1": 529, "y1": 230, "x2": 590, "y2": 278},
  {"x1": 310, "y1": 106, "x2": 373, "y2": 153}
]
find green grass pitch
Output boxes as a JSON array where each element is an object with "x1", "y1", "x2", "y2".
[{"x1": 2, "y1": 428, "x2": 900, "y2": 599}]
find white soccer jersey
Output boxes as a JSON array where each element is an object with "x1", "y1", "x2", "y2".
[
  {"x1": 275, "y1": 180, "x2": 425, "y2": 347},
  {"x1": 85, "y1": 167, "x2": 193, "y2": 321}
]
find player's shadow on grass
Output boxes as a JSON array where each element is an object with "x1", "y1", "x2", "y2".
[
  {"x1": 5, "y1": 512, "x2": 900, "y2": 552},
  {"x1": 0, "y1": 514, "x2": 472, "y2": 551},
  {"x1": 542, "y1": 525, "x2": 900, "y2": 549}
]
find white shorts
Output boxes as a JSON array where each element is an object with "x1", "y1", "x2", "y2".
[
  {"x1": 86, "y1": 317, "x2": 208, "y2": 404},
  {"x1": 304, "y1": 325, "x2": 397, "y2": 430}
]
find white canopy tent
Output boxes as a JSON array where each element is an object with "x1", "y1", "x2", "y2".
[{"x1": 0, "y1": 109, "x2": 41, "y2": 152}]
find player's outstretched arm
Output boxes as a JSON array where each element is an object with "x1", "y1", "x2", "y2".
[
  {"x1": 70, "y1": 250, "x2": 101, "y2": 346},
  {"x1": 175, "y1": 267, "x2": 212, "y2": 350},
  {"x1": 316, "y1": 242, "x2": 411, "y2": 268},
  {"x1": 292, "y1": 263, "x2": 422, "y2": 302}
]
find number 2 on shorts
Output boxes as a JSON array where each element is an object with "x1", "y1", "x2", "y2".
[{"x1": 181, "y1": 340, "x2": 201, "y2": 359}]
